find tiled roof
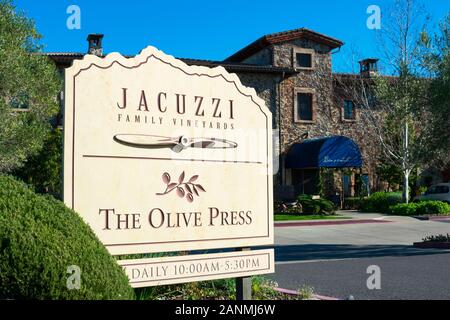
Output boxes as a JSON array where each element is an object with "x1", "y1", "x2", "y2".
[
  {"x1": 179, "y1": 57, "x2": 296, "y2": 74},
  {"x1": 44, "y1": 53, "x2": 297, "y2": 75},
  {"x1": 45, "y1": 52, "x2": 85, "y2": 56},
  {"x1": 44, "y1": 52, "x2": 84, "y2": 66},
  {"x1": 225, "y1": 27, "x2": 344, "y2": 62},
  {"x1": 332, "y1": 73, "x2": 398, "y2": 86}
]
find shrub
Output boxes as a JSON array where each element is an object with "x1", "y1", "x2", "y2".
[
  {"x1": 388, "y1": 201, "x2": 450, "y2": 216},
  {"x1": 316, "y1": 198, "x2": 335, "y2": 214},
  {"x1": 415, "y1": 201, "x2": 450, "y2": 215},
  {"x1": 360, "y1": 192, "x2": 402, "y2": 213},
  {"x1": 296, "y1": 194, "x2": 335, "y2": 215},
  {"x1": 0, "y1": 175, "x2": 134, "y2": 299},
  {"x1": 388, "y1": 203, "x2": 418, "y2": 216},
  {"x1": 302, "y1": 202, "x2": 321, "y2": 215},
  {"x1": 296, "y1": 194, "x2": 311, "y2": 202}
]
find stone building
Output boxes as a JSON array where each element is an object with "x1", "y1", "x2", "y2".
[{"x1": 47, "y1": 28, "x2": 391, "y2": 204}]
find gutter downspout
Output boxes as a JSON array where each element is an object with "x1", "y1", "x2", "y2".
[{"x1": 331, "y1": 46, "x2": 342, "y2": 55}]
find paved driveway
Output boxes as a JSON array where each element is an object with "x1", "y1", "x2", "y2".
[{"x1": 271, "y1": 212, "x2": 450, "y2": 300}]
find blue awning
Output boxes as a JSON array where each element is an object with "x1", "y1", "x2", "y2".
[{"x1": 285, "y1": 136, "x2": 362, "y2": 169}]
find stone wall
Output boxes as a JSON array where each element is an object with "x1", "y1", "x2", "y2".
[
  {"x1": 273, "y1": 39, "x2": 332, "y2": 69},
  {"x1": 235, "y1": 72, "x2": 282, "y2": 188},
  {"x1": 236, "y1": 72, "x2": 281, "y2": 129},
  {"x1": 276, "y1": 40, "x2": 334, "y2": 153},
  {"x1": 233, "y1": 39, "x2": 385, "y2": 197},
  {"x1": 274, "y1": 39, "x2": 382, "y2": 195}
]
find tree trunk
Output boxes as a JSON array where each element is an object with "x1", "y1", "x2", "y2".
[
  {"x1": 402, "y1": 122, "x2": 410, "y2": 204},
  {"x1": 403, "y1": 171, "x2": 409, "y2": 204}
]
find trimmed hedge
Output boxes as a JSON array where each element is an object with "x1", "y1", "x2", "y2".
[
  {"x1": 296, "y1": 194, "x2": 335, "y2": 215},
  {"x1": 388, "y1": 203, "x2": 418, "y2": 216},
  {"x1": 388, "y1": 201, "x2": 450, "y2": 216},
  {"x1": 359, "y1": 192, "x2": 402, "y2": 213},
  {"x1": 0, "y1": 175, "x2": 135, "y2": 299}
]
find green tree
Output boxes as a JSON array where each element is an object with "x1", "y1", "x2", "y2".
[
  {"x1": 373, "y1": 70, "x2": 428, "y2": 203},
  {"x1": 371, "y1": 0, "x2": 433, "y2": 203},
  {"x1": 376, "y1": 163, "x2": 402, "y2": 190},
  {"x1": 330, "y1": 1, "x2": 447, "y2": 203},
  {"x1": 0, "y1": 0, "x2": 61, "y2": 172},
  {"x1": 342, "y1": 0, "x2": 434, "y2": 203},
  {"x1": 13, "y1": 128, "x2": 63, "y2": 198},
  {"x1": 420, "y1": 14, "x2": 450, "y2": 169}
]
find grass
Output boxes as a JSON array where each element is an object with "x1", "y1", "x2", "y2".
[{"x1": 274, "y1": 214, "x2": 351, "y2": 221}]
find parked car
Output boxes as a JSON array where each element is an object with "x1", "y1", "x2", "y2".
[{"x1": 414, "y1": 183, "x2": 450, "y2": 203}]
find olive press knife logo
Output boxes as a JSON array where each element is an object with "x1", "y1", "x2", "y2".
[{"x1": 113, "y1": 134, "x2": 238, "y2": 152}]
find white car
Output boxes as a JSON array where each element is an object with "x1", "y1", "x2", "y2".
[{"x1": 414, "y1": 183, "x2": 450, "y2": 203}]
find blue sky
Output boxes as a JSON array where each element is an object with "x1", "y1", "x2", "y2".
[{"x1": 14, "y1": 0, "x2": 450, "y2": 72}]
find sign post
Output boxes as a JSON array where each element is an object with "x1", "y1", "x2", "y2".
[
  {"x1": 235, "y1": 247, "x2": 252, "y2": 300},
  {"x1": 63, "y1": 46, "x2": 274, "y2": 295}
]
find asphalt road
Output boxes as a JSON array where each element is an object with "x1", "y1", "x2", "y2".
[
  {"x1": 273, "y1": 248, "x2": 450, "y2": 300},
  {"x1": 270, "y1": 213, "x2": 450, "y2": 300}
]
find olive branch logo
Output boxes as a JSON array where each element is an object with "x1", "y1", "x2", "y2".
[{"x1": 156, "y1": 171, "x2": 205, "y2": 203}]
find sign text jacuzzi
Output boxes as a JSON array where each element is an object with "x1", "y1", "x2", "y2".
[{"x1": 117, "y1": 88, "x2": 235, "y2": 119}]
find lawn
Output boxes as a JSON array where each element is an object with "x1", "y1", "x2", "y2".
[{"x1": 274, "y1": 214, "x2": 351, "y2": 221}]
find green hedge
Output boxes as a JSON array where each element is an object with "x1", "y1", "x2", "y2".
[
  {"x1": 388, "y1": 201, "x2": 450, "y2": 216},
  {"x1": 296, "y1": 194, "x2": 335, "y2": 215},
  {"x1": 359, "y1": 192, "x2": 402, "y2": 213},
  {"x1": 388, "y1": 203, "x2": 418, "y2": 216},
  {"x1": 0, "y1": 175, "x2": 135, "y2": 299}
]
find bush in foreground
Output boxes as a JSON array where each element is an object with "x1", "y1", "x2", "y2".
[{"x1": 0, "y1": 175, "x2": 134, "y2": 299}]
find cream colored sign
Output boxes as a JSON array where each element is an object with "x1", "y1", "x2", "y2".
[
  {"x1": 117, "y1": 249, "x2": 274, "y2": 287},
  {"x1": 63, "y1": 46, "x2": 273, "y2": 255}
]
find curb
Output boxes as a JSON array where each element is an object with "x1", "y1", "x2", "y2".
[
  {"x1": 412, "y1": 215, "x2": 450, "y2": 221},
  {"x1": 275, "y1": 219, "x2": 392, "y2": 227}
]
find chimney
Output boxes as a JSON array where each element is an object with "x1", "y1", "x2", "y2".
[
  {"x1": 87, "y1": 34, "x2": 104, "y2": 56},
  {"x1": 359, "y1": 58, "x2": 379, "y2": 77}
]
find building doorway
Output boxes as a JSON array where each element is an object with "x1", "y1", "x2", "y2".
[{"x1": 342, "y1": 174, "x2": 351, "y2": 197}]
